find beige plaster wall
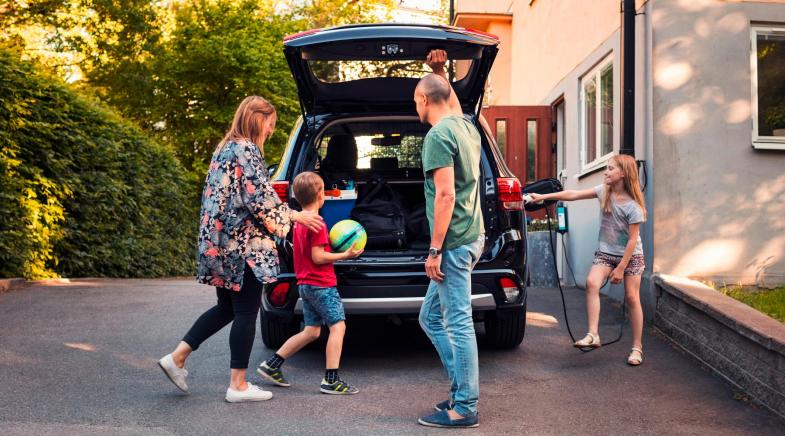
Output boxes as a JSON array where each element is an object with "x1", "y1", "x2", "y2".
[
  {"x1": 509, "y1": 0, "x2": 634, "y2": 105},
  {"x1": 651, "y1": 0, "x2": 785, "y2": 285},
  {"x1": 486, "y1": 21, "x2": 513, "y2": 105}
]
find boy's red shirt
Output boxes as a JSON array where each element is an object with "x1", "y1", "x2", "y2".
[{"x1": 292, "y1": 222, "x2": 337, "y2": 287}]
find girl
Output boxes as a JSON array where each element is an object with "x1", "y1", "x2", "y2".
[
  {"x1": 530, "y1": 154, "x2": 647, "y2": 366},
  {"x1": 158, "y1": 96, "x2": 324, "y2": 402}
]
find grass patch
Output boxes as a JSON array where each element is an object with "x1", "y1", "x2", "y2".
[{"x1": 718, "y1": 285, "x2": 785, "y2": 324}]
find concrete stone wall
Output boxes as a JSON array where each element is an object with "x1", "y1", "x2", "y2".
[{"x1": 654, "y1": 274, "x2": 785, "y2": 419}]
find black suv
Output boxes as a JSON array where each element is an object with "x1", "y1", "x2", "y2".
[{"x1": 261, "y1": 24, "x2": 528, "y2": 349}]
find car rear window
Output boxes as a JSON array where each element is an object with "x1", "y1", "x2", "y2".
[
  {"x1": 317, "y1": 121, "x2": 430, "y2": 170},
  {"x1": 309, "y1": 59, "x2": 473, "y2": 84}
]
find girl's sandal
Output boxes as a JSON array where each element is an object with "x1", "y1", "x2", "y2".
[
  {"x1": 573, "y1": 332, "x2": 601, "y2": 349},
  {"x1": 627, "y1": 347, "x2": 643, "y2": 366}
]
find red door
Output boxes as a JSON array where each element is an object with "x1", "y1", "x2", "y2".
[{"x1": 481, "y1": 106, "x2": 553, "y2": 184}]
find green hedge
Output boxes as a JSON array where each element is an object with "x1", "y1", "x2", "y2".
[{"x1": 0, "y1": 47, "x2": 197, "y2": 279}]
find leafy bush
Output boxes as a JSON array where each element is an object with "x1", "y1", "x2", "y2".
[{"x1": 0, "y1": 47, "x2": 197, "y2": 279}]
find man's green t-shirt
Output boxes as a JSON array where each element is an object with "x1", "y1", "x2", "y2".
[{"x1": 422, "y1": 115, "x2": 484, "y2": 250}]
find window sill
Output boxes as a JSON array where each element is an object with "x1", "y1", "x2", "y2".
[
  {"x1": 752, "y1": 140, "x2": 785, "y2": 151},
  {"x1": 576, "y1": 157, "x2": 610, "y2": 179}
]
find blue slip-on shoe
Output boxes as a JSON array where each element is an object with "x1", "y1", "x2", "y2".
[
  {"x1": 418, "y1": 410, "x2": 479, "y2": 428},
  {"x1": 434, "y1": 399, "x2": 453, "y2": 412}
]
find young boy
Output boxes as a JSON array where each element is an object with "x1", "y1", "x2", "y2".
[{"x1": 257, "y1": 171, "x2": 363, "y2": 394}]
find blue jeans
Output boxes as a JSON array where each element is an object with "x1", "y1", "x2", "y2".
[{"x1": 418, "y1": 235, "x2": 484, "y2": 417}]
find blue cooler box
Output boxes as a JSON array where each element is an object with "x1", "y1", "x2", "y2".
[{"x1": 320, "y1": 186, "x2": 357, "y2": 231}]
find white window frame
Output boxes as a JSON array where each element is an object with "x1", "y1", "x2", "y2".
[
  {"x1": 579, "y1": 56, "x2": 615, "y2": 172},
  {"x1": 751, "y1": 25, "x2": 785, "y2": 150}
]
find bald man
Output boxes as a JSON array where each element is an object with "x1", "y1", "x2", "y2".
[{"x1": 415, "y1": 50, "x2": 484, "y2": 429}]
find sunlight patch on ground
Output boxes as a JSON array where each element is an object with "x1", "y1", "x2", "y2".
[
  {"x1": 526, "y1": 311, "x2": 559, "y2": 328},
  {"x1": 64, "y1": 342, "x2": 96, "y2": 352}
]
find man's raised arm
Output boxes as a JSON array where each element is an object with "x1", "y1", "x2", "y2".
[{"x1": 426, "y1": 49, "x2": 462, "y2": 115}]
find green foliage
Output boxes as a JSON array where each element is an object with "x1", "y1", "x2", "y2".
[
  {"x1": 527, "y1": 218, "x2": 557, "y2": 232},
  {"x1": 764, "y1": 104, "x2": 785, "y2": 130},
  {"x1": 0, "y1": 47, "x2": 196, "y2": 279},
  {"x1": 720, "y1": 285, "x2": 785, "y2": 324},
  {"x1": 2, "y1": 0, "x2": 397, "y2": 176}
]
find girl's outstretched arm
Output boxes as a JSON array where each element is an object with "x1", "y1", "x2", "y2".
[{"x1": 529, "y1": 188, "x2": 597, "y2": 203}]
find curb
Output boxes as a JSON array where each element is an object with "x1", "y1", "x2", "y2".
[{"x1": 0, "y1": 278, "x2": 27, "y2": 293}]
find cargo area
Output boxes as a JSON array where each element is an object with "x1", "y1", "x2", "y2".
[{"x1": 313, "y1": 119, "x2": 432, "y2": 254}]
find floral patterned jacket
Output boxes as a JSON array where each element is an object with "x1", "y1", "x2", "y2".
[{"x1": 196, "y1": 139, "x2": 291, "y2": 291}]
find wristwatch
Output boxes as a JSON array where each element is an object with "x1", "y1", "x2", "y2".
[{"x1": 428, "y1": 247, "x2": 442, "y2": 258}]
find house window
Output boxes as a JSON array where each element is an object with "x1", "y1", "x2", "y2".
[
  {"x1": 580, "y1": 56, "x2": 614, "y2": 169},
  {"x1": 527, "y1": 119, "x2": 537, "y2": 182},
  {"x1": 496, "y1": 119, "x2": 507, "y2": 158},
  {"x1": 751, "y1": 26, "x2": 785, "y2": 150}
]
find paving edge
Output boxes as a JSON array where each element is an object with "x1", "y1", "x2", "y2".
[
  {"x1": 653, "y1": 274, "x2": 785, "y2": 354},
  {"x1": 0, "y1": 278, "x2": 28, "y2": 293}
]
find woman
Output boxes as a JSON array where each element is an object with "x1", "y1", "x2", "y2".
[{"x1": 158, "y1": 96, "x2": 324, "y2": 402}]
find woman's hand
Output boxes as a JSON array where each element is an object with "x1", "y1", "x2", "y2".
[
  {"x1": 292, "y1": 210, "x2": 324, "y2": 232},
  {"x1": 610, "y1": 266, "x2": 624, "y2": 284}
]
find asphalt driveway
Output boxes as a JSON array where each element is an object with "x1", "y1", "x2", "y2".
[{"x1": 0, "y1": 279, "x2": 781, "y2": 435}]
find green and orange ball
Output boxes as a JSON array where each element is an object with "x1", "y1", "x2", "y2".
[{"x1": 329, "y1": 219, "x2": 367, "y2": 252}]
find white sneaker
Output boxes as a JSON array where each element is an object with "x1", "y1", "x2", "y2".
[
  {"x1": 158, "y1": 354, "x2": 188, "y2": 392},
  {"x1": 225, "y1": 383, "x2": 273, "y2": 403}
]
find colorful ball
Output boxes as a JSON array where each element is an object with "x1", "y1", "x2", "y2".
[{"x1": 329, "y1": 219, "x2": 367, "y2": 253}]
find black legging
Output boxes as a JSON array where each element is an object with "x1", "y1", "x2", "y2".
[{"x1": 182, "y1": 266, "x2": 263, "y2": 369}]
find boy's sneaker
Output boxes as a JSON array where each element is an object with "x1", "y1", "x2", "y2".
[
  {"x1": 158, "y1": 353, "x2": 188, "y2": 392},
  {"x1": 225, "y1": 383, "x2": 273, "y2": 403},
  {"x1": 320, "y1": 378, "x2": 359, "y2": 395},
  {"x1": 257, "y1": 361, "x2": 290, "y2": 387}
]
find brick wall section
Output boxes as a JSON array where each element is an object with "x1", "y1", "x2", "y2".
[{"x1": 653, "y1": 274, "x2": 785, "y2": 420}]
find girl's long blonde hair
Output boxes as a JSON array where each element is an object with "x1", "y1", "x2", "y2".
[
  {"x1": 216, "y1": 96, "x2": 277, "y2": 155},
  {"x1": 602, "y1": 154, "x2": 647, "y2": 219}
]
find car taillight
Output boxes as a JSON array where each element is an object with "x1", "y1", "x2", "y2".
[
  {"x1": 283, "y1": 28, "x2": 323, "y2": 42},
  {"x1": 272, "y1": 181, "x2": 289, "y2": 202},
  {"x1": 499, "y1": 277, "x2": 520, "y2": 302},
  {"x1": 497, "y1": 178, "x2": 523, "y2": 211},
  {"x1": 269, "y1": 282, "x2": 290, "y2": 307}
]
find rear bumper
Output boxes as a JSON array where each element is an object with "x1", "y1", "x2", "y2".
[{"x1": 293, "y1": 293, "x2": 496, "y2": 315}]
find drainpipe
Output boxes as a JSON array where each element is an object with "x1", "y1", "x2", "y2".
[{"x1": 620, "y1": 0, "x2": 635, "y2": 157}]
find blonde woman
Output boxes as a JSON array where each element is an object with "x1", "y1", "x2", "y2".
[
  {"x1": 530, "y1": 154, "x2": 647, "y2": 366},
  {"x1": 158, "y1": 96, "x2": 323, "y2": 402}
]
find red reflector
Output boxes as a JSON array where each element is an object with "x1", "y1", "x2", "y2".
[
  {"x1": 284, "y1": 28, "x2": 323, "y2": 42},
  {"x1": 497, "y1": 178, "x2": 523, "y2": 211},
  {"x1": 499, "y1": 277, "x2": 517, "y2": 289},
  {"x1": 272, "y1": 181, "x2": 289, "y2": 203},
  {"x1": 269, "y1": 282, "x2": 290, "y2": 307}
]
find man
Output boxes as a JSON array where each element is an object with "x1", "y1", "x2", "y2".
[{"x1": 415, "y1": 50, "x2": 485, "y2": 429}]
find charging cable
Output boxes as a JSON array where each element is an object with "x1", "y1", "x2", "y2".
[{"x1": 522, "y1": 195, "x2": 625, "y2": 352}]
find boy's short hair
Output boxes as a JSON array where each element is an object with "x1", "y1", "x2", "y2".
[{"x1": 292, "y1": 171, "x2": 324, "y2": 206}]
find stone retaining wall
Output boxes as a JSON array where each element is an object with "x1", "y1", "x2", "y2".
[{"x1": 653, "y1": 274, "x2": 785, "y2": 420}]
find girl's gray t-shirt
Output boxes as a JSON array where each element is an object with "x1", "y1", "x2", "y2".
[{"x1": 594, "y1": 184, "x2": 644, "y2": 256}]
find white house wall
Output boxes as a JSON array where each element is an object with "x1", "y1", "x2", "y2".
[{"x1": 651, "y1": 0, "x2": 785, "y2": 286}]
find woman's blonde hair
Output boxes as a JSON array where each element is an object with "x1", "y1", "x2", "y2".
[
  {"x1": 216, "y1": 96, "x2": 277, "y2": 155},
  {"x1": 602, "y1": 154, "x2": 647, "y2": 219}
]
